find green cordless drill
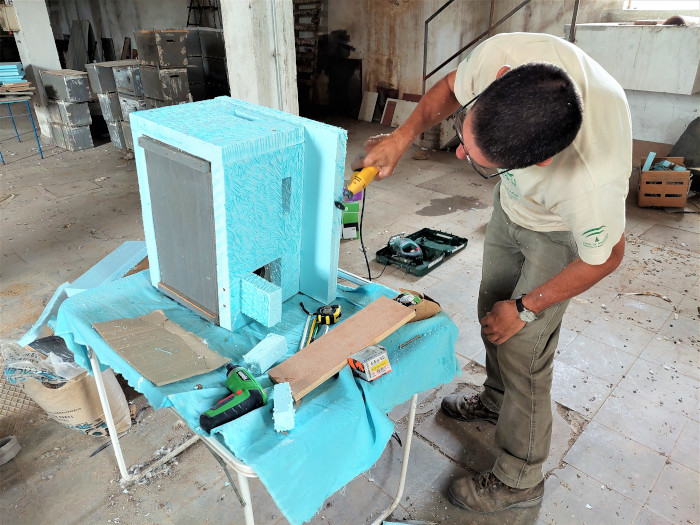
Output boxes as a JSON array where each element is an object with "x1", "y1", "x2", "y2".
[{"x1": 200, "y1": 364, "x2": 268, "y2": 433}]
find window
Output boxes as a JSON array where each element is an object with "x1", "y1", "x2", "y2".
[{"x1": 623, "y1": 1, "x2": 700, "y2": 10}]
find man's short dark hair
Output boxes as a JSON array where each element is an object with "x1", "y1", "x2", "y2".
[{"x1": 471, "y1": 62, "x2": 583, "y2": 169}]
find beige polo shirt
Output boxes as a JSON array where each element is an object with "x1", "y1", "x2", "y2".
[{"x1": 454, "y1": 32, "x2": 632, "y2": 265}]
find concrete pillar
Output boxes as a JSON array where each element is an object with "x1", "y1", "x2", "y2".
[
  {"x1": 12, "y1": 0, "x2": 62, "y2": 137},
  {"x1": 221, "y1": 0, "x2": 299, "y2": 115}
]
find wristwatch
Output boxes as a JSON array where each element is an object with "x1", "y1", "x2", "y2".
[{"x1": 515, "y1": 295, "x2": 537, "y2": 322}]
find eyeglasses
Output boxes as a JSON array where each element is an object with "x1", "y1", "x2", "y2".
[{"x1": 452, "y1": 94, "x2": 511, "y2": 179}]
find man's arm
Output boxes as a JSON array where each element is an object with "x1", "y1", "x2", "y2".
[
  {"x1": 480, "y1": 234, "x2": 625, "y2": 346},
  {"x1": 351, "y1": 71, "x2": 461, "y2": 179}
]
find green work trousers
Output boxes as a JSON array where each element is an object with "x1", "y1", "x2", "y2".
[{"x1": 478, "y1": 183, "x2": 578, "y2": 489}]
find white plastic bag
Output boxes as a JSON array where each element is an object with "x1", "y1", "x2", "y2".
[{"x1": 1, "y1": 339, "x2": 83, "y2": 385}]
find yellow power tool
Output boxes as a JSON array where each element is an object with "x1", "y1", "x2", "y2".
[{"x1": 334, "y1": 166, "x2": 379, "y2": 210}]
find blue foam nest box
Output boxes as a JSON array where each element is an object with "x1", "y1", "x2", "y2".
[{"x1": 130, "y1": 97, "x2": 347, "y2": 330}]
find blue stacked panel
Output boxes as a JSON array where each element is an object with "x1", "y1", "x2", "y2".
[{"x1": 0, "y1": 62, "x2": 25, "y2": 85}]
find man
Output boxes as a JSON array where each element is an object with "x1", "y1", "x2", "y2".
[{"x1": 352, "y1": 32, "x2": 632, "y2": 513}]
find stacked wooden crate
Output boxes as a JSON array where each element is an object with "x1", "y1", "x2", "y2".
[
  {"x1": 135, "y1": 30, "x2": 191, "y2": 109},
  {"x1": 40, "y1": 70, "x2": 94, "y2": 151},
  {"x1": 185, "y1": 28, "x2": 229, "y2": 101},
  {"x1": 114, "y1": 61, "x2": 146, "y2": 151},
  {"x1": 86, "y1": 60, "x2": 141, "y2": 151}
]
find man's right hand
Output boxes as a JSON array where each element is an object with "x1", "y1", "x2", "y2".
[
  {"x1": 351, "y1": 70, "x2": 461, "y2": 180},
  {"x1": 350, "y1": 130, "x2": 413, "y2": 180}
]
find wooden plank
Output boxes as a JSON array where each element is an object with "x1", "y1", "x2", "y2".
[
  {"x1": 268, "y1": 296, "x2": 415, "y2": 401},
  {"x1": 381, "y1": 99, "x2": 398, "y2": 127}
]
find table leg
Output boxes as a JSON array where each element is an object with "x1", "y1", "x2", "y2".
[
  {"x1": 237, "y1": 471, "x2": 255, "y2": 525},
  {"x1": 7, "y1": 103, "x2": 20, "y2": 141},
  {"x1": 202, "y1": 434, "x2": 257, "y2": 525},
  {"x1": 371, "y1": 393, "x2": 418, "y2": 525},
  {"x1": 26, "y1": 100, "x2": 43, "y2": 159},
  {"x1": 87, "y1": 347, "x2": 136, "y2": 484}
]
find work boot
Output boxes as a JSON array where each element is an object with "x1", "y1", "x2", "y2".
[
  {"x1": 441, "y1": 393, "x2": 499, "y2": 424},
  {"x1": 448, "y1": 471, "x2": 544, "y2": 513}
]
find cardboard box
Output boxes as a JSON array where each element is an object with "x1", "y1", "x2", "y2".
[
  {"x1": 341, "y1": 201, "x2": 359, "y2": 240},
  {"x1": 638, "y1": 157, "x2": 690, "y2": 208},
  {"x1": 348, "y1": 344, "x2": 391, "y2": 382}
]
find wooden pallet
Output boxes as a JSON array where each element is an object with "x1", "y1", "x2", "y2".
[{"x1": 0, "y1": 82, "x2": 35, "y2": 95}]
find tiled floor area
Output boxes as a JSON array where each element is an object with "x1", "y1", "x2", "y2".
[{"x1": 1, "y1": 108, "x2": 698, "y2": 524}]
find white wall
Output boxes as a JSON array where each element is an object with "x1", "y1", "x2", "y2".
[
  {"x1": 627, "y1": 90, "x2": 700, "y2": 144},
  {"x1": 574, "y1": 24, "x2": 700, "y2": 144},
  {"x1": 328, "y1": 0, "x2": 700, "y2": 144},
  {"x1": 13, "y1": 0, "x2": 62, "y2": 137},
  {"x1": 328, "y1": 0, "x2": 700, "y2": 95}
]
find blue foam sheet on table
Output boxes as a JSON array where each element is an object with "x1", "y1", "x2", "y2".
[{"x1": 52, "y1": 271, "x2": 459, "y2": 524}]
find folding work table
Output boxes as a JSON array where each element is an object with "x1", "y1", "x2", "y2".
[{"x1": 53, "y1": 269, "x2": 459, "y2": 525}]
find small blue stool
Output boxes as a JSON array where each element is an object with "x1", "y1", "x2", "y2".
[{"x1": 0, "y1": 96, "x2": 43, "y2": 164}]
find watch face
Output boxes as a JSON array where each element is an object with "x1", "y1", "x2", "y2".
[{"x1": 519, "y1": 310, "x2": 537, "y2": 323}]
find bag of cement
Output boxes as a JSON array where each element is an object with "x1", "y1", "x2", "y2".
[
  {"x1": 21, "y1": 369, "x2": 131, "y2": 436},
  {"x1": 1, "y1": 340, "x2": 82, "y2": 386}
]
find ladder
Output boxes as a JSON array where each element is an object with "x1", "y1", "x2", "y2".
[{"x1": 187, "y1": 0, "x2": 222, "y2": 29}]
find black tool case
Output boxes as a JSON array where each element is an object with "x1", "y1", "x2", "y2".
[{"x1": 375, "y1": 228, "x2": 468, "y2": 277}]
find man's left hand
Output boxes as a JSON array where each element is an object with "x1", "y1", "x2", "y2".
[{"x1": 480, "y1": 300, "x2": 527, "y2": 346}]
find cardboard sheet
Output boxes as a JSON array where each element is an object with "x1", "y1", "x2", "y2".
[{"x1": 92, "y1": 310, "x2": 229, "y2": 386}]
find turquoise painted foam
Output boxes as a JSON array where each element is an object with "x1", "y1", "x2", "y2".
[
  {"x1": 212, "y1": 97, "x2": 347, "y2": 305},
  {"x1": 66, "y1": 241, "x2": 147, "y2": 297},
  {"x1": 243, "y1": 333, "x2": 287, "y2": 375},
  {"x1": 240, "y1": 274, "x2": 282, "y2": 328},
  {"x1": 17, "y1": 282, "x2": 69, "y2": 347},
  {"x1": 130, "y1": 98, "x2": 323, "y2": 330},
  {"x1": 272, "y1": 382, "x2": 295, "y2": 432}
]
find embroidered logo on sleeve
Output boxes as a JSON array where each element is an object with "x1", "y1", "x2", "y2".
[
  {"x1": 501, "y1": 172, "x2": 519, "y2": 200},
  {"x1": 581, "y1": 226, "x2": 608, "y2": 248}
]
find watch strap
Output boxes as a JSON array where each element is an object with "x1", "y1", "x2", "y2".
[{"x1": 515, "y1": 295, "x2": 537, "y2": 322}]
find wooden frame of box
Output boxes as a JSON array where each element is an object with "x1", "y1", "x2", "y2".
[{"x1": 638, "y1": 157, "x2": 690, "y2": 208}]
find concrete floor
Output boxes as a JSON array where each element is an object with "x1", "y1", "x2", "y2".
[{"x1": 1, "y1": 107, "x2": 698, "y2": 525}]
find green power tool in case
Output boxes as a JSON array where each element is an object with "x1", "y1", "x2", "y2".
[{"x1": 200, "y1": 364, "x2": 268, "y2": 433}]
